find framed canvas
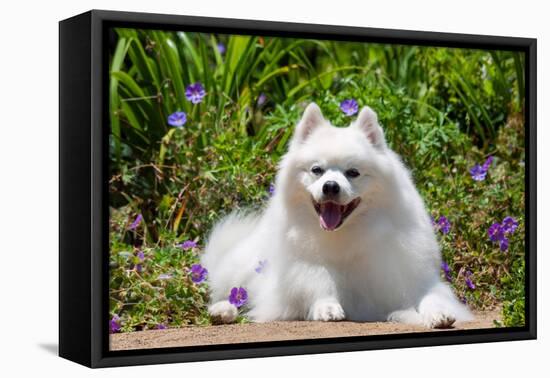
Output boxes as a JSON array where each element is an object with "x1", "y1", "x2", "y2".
[{"x1": 59, "y1": 10, "x2": 537, "y2": 368}]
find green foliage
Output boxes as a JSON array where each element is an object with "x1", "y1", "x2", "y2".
[
  {"x1": 430, "y1": 115, "x2": 525, "y2": 317},
  {"x1": 500, "y1": 258, "x2": 525, "y2": 327},
  {"x1": 109, "y1": 27, "x2": 526, "y2": 331},
  {"x1": 110, "y1": 209, "x2": 210, "y2": 331}
]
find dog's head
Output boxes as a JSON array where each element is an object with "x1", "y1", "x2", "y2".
[{"x1": 279, "y1": 103, "x2": 391, "y2": 231}]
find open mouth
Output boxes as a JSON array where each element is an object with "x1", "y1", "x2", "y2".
[{"x1": 312, "y1": 198, "x2": 361, "y2": 231}]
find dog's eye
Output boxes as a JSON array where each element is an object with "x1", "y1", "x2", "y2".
[
  {"x1": 345, "y1": 168, "x2": 360, "y2": 178},
  {"x1": 311, "y1": 166, "x2": 324, "y2": 175}
]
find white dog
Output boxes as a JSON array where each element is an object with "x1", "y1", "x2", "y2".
[{"x1": 201, "y1": 103, "x2": 472, "y2": 328}]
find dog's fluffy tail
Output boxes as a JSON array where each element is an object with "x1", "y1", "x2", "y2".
[
  {"x1": 201, "y1": 211, "x2": 260, "y2": 301},
  {"x1": 202, "y1": 211, "x2": 259, "y2": 265}
]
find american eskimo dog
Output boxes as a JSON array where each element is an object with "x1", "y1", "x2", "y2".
[{"x1": 201, "y1": 103, "x2": 471, "y2": 328}]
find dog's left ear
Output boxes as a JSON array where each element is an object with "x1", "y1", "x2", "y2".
[{"x1": 353, "y1": 106, "x2": 386, "y2": 149}]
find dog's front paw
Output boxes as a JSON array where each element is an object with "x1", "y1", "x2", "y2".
[
  {"x1": 310, "y1": 299, "x2": 346, "y2": 322},
  {"x1": 209, "y1": 301, "x2": 238, "y2": 325},
  {"x1": 423, "y1": 312, "x2": 456, "y2": 329}
]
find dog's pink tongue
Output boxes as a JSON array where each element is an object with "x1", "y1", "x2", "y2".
[{"x1": 319, "y1": 203, "x2": 342, "y2": 231}]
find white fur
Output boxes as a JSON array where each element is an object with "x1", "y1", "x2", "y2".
[
  {"x1": 208, "y1": 301, "x2": 239, "y2": 324},
  {"x1": 201, "y1": 103, "x2": 472, "y2": 329}
]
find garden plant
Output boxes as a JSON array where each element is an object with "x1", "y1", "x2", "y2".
[{"x1": 108, "y1": 28, "x2": 526, "y2": 333}]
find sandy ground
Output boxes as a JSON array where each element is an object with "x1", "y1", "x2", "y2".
[{"x1": 110, "y1": 309, "x2": 500, "y2": 351}]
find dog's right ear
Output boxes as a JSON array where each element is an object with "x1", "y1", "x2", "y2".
[
  {"x1": 353, "y1": 106, "x2": 387, "y2": 150},
  {"x1": 290, "y1": 103, "x2": 326, "y2": 148}
]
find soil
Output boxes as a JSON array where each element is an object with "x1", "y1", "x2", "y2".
[{"x1": 110, "y1": 309, "x2": 501, "y2": 351}]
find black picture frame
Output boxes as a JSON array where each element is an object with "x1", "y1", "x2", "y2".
[{"x1": 59, "y1": 9, "x2": 537, "y2": 368}]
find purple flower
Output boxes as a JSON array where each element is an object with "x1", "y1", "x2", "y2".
[
  {"x1": 340, "y1": 99, "x2": 359, "y2": 116},
  {"x1": 441, "y1": 261, "x2": 452, "y2": 282},
  {"x1": 257, "y1": 93, "x2": 267, "y2": 106},
  {"x1": 155, "y1": 323, "x2": 167, "y2": 330},
  {"x1": 488, "y1": 223, "x2": 505, "y2": 242},
  {"x1": 470, "y1": 156, "x2": 494, "y2": 181},
  {"x1": 185, "y1": 82, "x2": 206, "y2": 104},
  {"x1": 177, "y1": 240, "x2": 197, "y2": 250},
  {"x1": 488, "y1": 216, "x2": 518, "y2": 252},
  {"x1": 217, "y1": 42, "x2": 226, "y2": 54},
  {"x1": 469, "y1": 164, "x2": 487, "y2": 181},
  {"x1": 228, "y1": 287, "x2": 248, "y2": 308},
  {"x1": 268, "y1": 183, "x2": 275, "y2": 196},
  {"x1": 128, "y1": 214, "x2": 143, "y2": 230},
  {"x1": 135, "y1": 264, "x2": 143, "y2": 273},
  {"x1": 190, "y1": 264, "x2": 208, "y2": 283},
  {"x1": 501, "y1": 216, "x2": 518, "y2": 234},
  {"x1": 488, "y1": 222, "x2": 509, "y2": 252},
  {"x1": 482, "y1": 156, "x2": 494, "y2": 171},
  {"x1": 499, "y1": 237, "x2": 509, "y2": 252},
  {"x1": 167, "y1": 111, "x2": 187, "y2": 127},
  {"x1": 110, "y1": 315, "x2": 121, "y2": 334},
  {"x1": 158, "y1": 273, "x2": 173, "y2": 280},
  {"x1": 464, "y1": 271, "x2": 476, "y2": 290},
  {"x1": 255, "y1": 260, "x2": 268, "y2": 274},
  {"x1": 436, "y1": 216, "x2": 451, "y2": 234},
  {"x1": 136, "y1": 251, "x2": 144, "y2": 262}
]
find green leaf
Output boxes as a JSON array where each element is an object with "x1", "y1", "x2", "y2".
[{"x1": 110, "y1": 37, "x2": 131, "y2": 163}]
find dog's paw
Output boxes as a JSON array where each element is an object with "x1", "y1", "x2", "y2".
[
  {"x1": 423, "y1": 312, "x2": 456, "y2": 329},
  {"x1": 310, "y1": 300, "x2": 346, "y2": 322},
  {"x1": 387, "y1": 309, "x2": 423, "y2": 324},
  {"x1": 209, "y1": 301, "x2": 238, "y2": 325}
]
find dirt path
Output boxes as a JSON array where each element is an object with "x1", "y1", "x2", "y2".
[{"x1": 110, "y1": 309, "x2": 500, "y2": 351}]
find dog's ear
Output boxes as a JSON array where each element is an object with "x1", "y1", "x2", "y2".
[
  {"x1": 353, "y1": 106, "x2": 386, "y2": 149},
  {"x1": 291, "y1": 103, "x2": 326, "y2": 147}
]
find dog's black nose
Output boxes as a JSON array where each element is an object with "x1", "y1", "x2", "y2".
[{"x1": 322, "y1": 181, "x2": 340, "y2": 196}]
